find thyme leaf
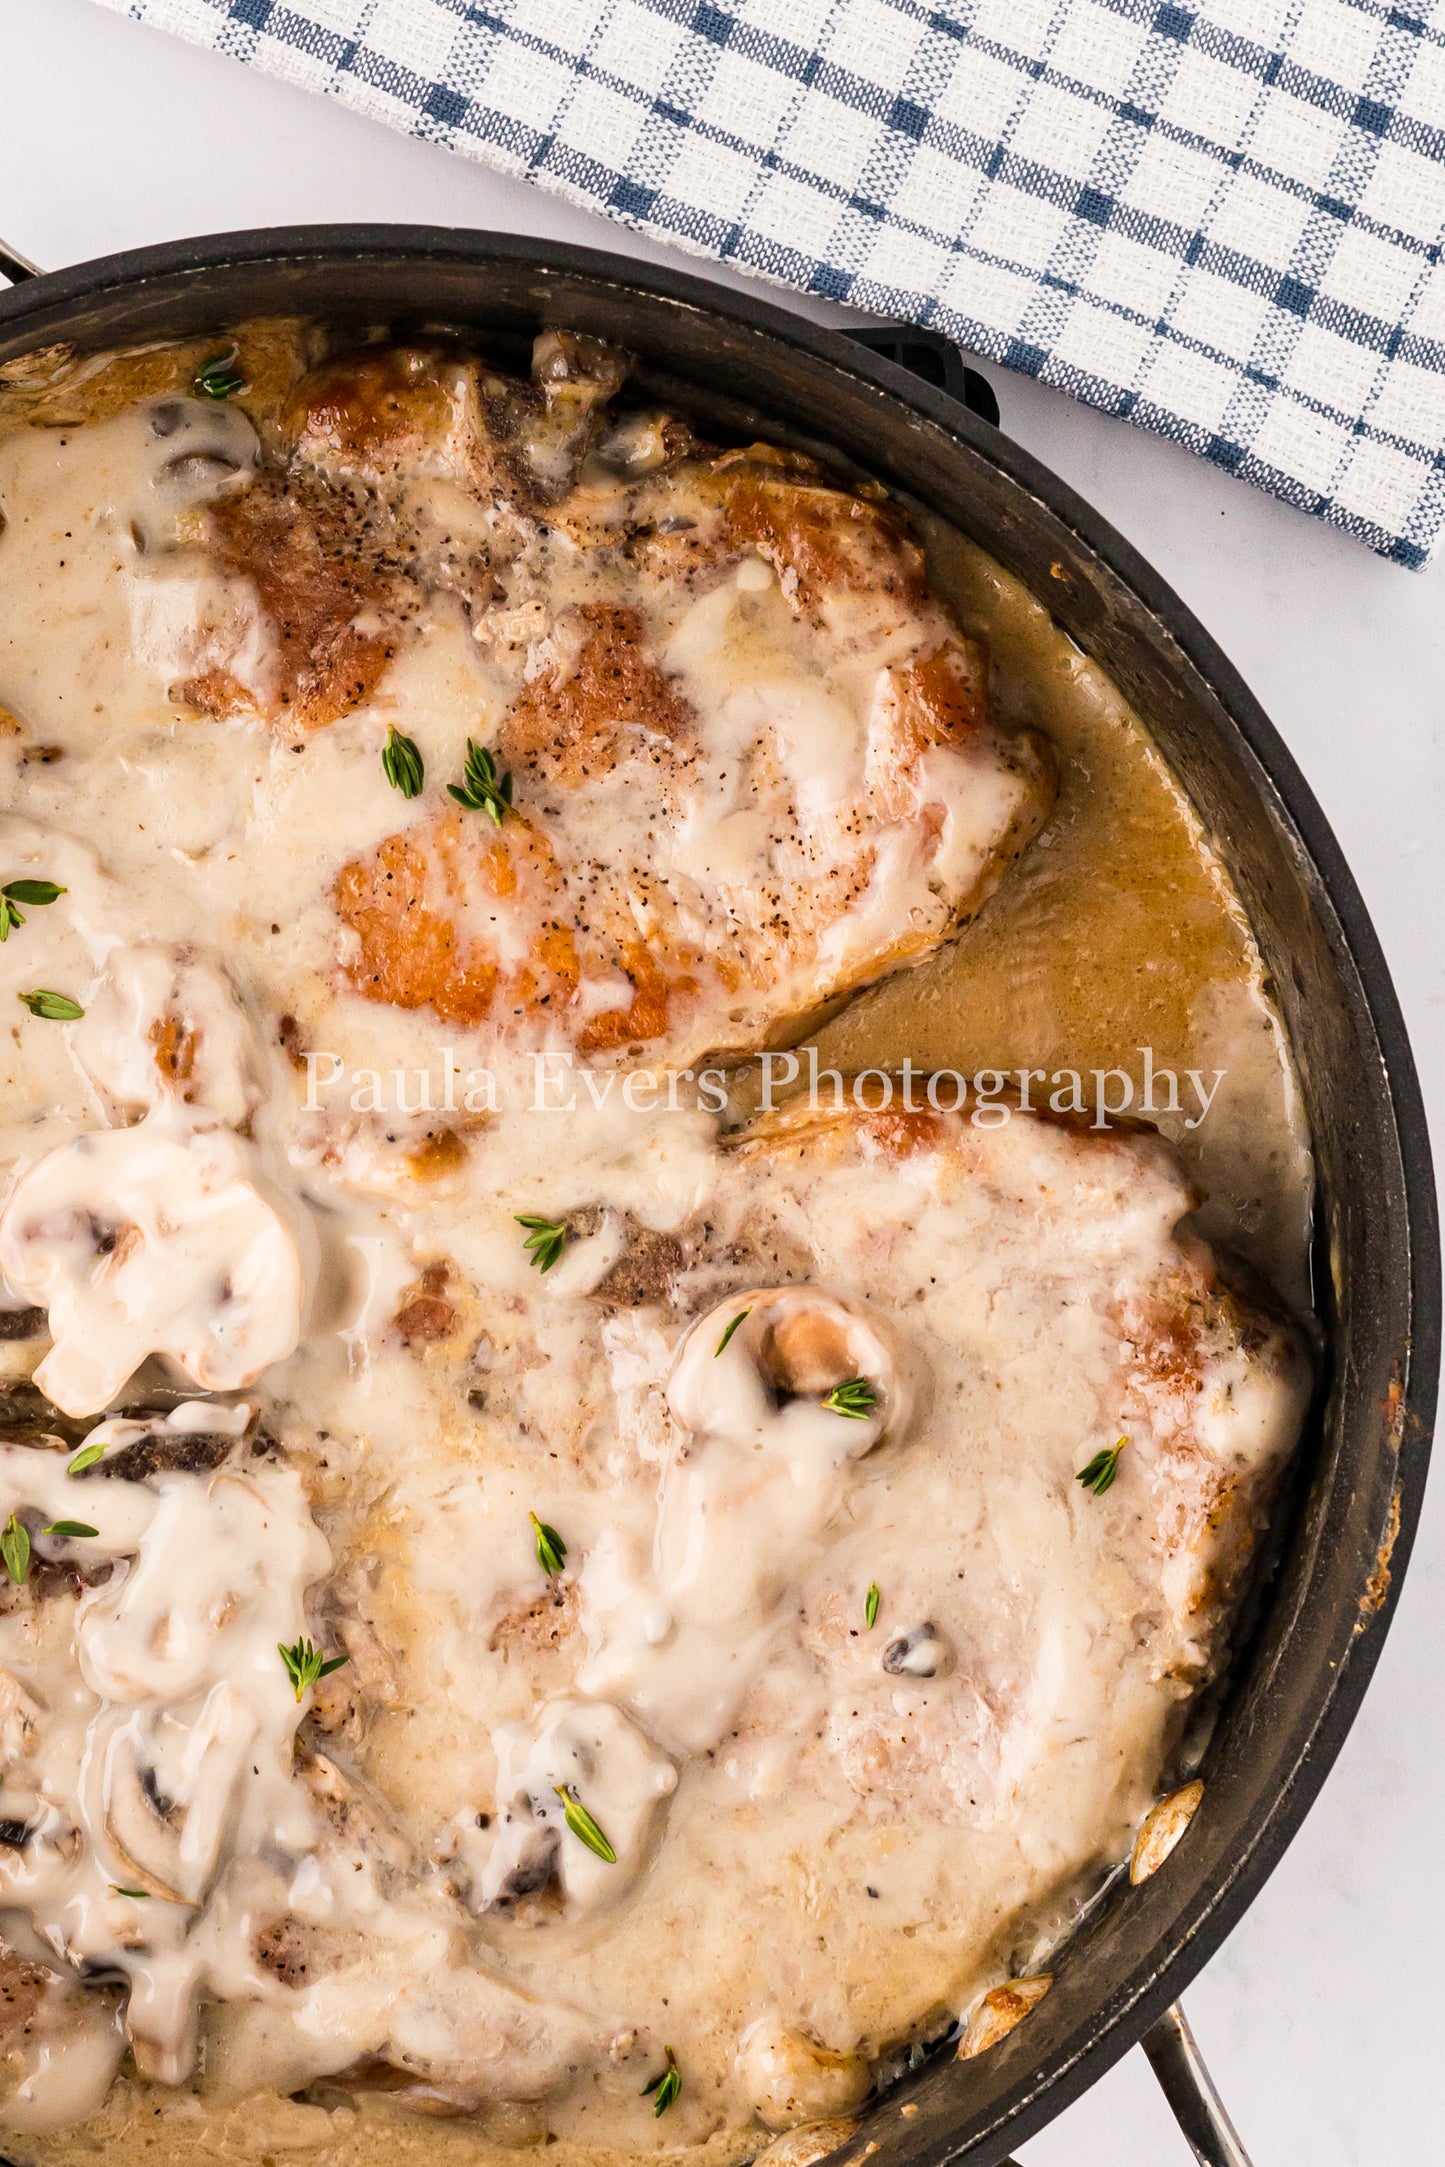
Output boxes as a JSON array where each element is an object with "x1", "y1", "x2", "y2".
[
  {"x1": 447, "y1": 738, "x2": 513, "y2": 824},
  {"x1": 516, "y1": 1214, "x2": 567, "y2": 1274},
  {"x1": 1076, "y1": 1438, "x2": 1128, "y2": 1497},
  {"x1": 111, "y1": 1886, "x2": 151, "y2": 1899},
  {"x1": 642, "y1": 2047, "x2": 681, "y2": 2117},
  {"x1": 278, "y1": 1637, "x2": 351, "y2": 1702},
  {"x1": 714, "y1": 1308, "x2": 751, "y2": 1358},
  {"x1": 194, "y1": 347, "x2": 247, "y2": 400},
  {"x1": 554, "y1": 1783, "x2": 617, "y2": 1864},
  {"x1": 1, "y1": 1515, "x2": 30, "y2": 1587},
  {"x1": 381, "y1": 726, "x2": 425, "y2": 799},
  {"x1": 67, "y1": 1443, "x2": 106, "y2": 1476},
  {"x1": 530, "y1": 1512, "x2": 567, "y2": 1578},
  {"x1": 864, "y1": 1581, "x2": 880, "y2": 1630},
  {"x1": 3, "y1": 879, "x2": 65, "y2": 906},
  {"x1": 823, "y1": 1377, "x2": 877, "y2": 1420},
  {"x1": 17, "y1": 989, "x2": 83, "y2": 1022},
  {"x1": 0, "y1": 878, "x2": 65, "y2": 940},
  {"x1": 42, "y1": 1521, "x2": 97, "y2": 1540}
]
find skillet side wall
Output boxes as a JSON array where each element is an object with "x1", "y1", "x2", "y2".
[{"x1": 0, "y1": 231, "x2": 1436, "y2": 2167}]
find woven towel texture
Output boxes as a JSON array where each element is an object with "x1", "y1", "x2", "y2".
[{"x1": 91, "y1": 0, "x2": 1445, "y2": 562}]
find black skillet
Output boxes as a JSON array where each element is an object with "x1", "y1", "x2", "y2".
[{"x1": 0, "y1": 226, "x2": 1436, "y2": 2167}]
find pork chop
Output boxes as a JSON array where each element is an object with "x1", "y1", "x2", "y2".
[{"x1": 165, "y1": 334, "x2": 1052, "y2": 1066}]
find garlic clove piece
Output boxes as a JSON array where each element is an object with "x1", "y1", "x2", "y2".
[
  {"x1": 956, "y1": 1974, "x2": 1052, "y2": 2060},
  {"x1": 748, "y1": 2120, "x2": 861, "y2": 2167},
  {"x1": 738, "y1": 2017, "x2": 872, "y2": 2131},
  {"x1": 1129, "y1": 1779, "x2": 1204, "y2": 1886}
]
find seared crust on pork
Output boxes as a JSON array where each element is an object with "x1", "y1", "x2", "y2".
[{"x1": 174, "y1": 334, "x2": 1052, "y2": 1065}]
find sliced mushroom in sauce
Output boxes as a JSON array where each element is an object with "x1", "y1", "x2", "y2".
[{"x1": 881, "y1": 1624, "x2": 955, "y2": 1680}]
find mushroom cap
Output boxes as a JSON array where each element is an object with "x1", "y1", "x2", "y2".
[
  {"x1": 667, "y1": 1286, "x2": 907, "y2": 1464},
  {"x1": 477, "y1": 1697, "x2": 676, "y2": 1921},
  {"x1": 0, "y1": 1122, "x2": 304, "y2": 1416}
]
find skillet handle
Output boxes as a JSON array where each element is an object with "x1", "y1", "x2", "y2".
[
  {"x1": 0, "y1": 236, "x2": 42, "y2": 284},
  {"x1": 995, "y1": 2000, "x2": 1252, "y2": 2167},
  {"x1": 1141, "y1": 2002, "x2": 1254, "y2": 2166},
  {"x1": 841, "y1": 324, "x2": 1000, "y2": 427}
]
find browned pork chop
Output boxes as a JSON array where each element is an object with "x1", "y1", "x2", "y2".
[{"x1": 170, "y1": 335, "x2": 1051, "y2": 1065}]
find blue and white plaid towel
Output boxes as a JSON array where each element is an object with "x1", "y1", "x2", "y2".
[{"x1": 93, "y1": 0, "x2": 1445, "y2": 564}]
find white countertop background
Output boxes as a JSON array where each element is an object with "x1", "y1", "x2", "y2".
[{"x1": 1, "y1": 2, "x2": 1441, "y2": 2158}]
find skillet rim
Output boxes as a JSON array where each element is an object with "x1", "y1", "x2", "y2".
[{"x1": 0, "y1": 224, "x2": 1437, "y2": 2163}]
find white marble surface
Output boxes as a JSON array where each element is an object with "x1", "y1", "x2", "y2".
[{"x1": 0, "y1": 1, "x2": 1441, "y2": 2158}]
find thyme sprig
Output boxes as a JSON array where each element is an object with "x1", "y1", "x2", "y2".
[
  {"x1": 554, "y1": 1783, "x2": 616, "y2": 1864},
  {"x1": 448, "y1": 738, "x2": 513, "y2": 824},
  {"x1": 1, "y1": 1515, "x2": 29, "y2": 1587},
  {"x1": 531, "y1": 1512, "x2": 567, "y2": 1578},
  {"x1": 382, "y1": 726, "x2": 425, "y2": 799},
  {"x1": 824, "y1": 1377, "x2": 877, "y2": 1420},
  {"x1": 2, "y1": 1514, "x2": 99, "y2": 1585},
  {"x1": 1076, "y1": 1438, "x2": 1128, "y2": 1497},
  {"x1": 642, "y1": 2047, "x2": 681, "y2": 2117},
  {"x1": 0, "y1": 878, "x2": 65, "y2": 940},
  {"x1": 194, "y1": 347, "x2": 247, "y2": 400},
  {"x1": 517, "y1": 1214, "x2": 567, "y2": 1274},
  {"x1": 278, "y1": 1637, "x2": 351, "y2": 1702}
]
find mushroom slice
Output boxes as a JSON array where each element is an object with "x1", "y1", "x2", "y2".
[
  {"x1": 464, "y1": 1698, "x2": 675, "y2": 1921},
  {"x1": 95, "y1": 1688, "x2": 253, "y2": 1907},
  {"x1": 524, "y1": 330, "x2": 632, "y2": 497},
  {"x1": 472, "y1": 1816, "x2": 561, "y2": 1914},
  {"x1": 133, "y1": 394, "x2": 259, "y2": 552},
  {"x1": 580, "y1": 1292, "x2": 913, "y2": 1753},
  {"x1": 72, "y1": 1399, "x2": 253, "y2": 1484},
  {"x1": 0, "y1": 1123, "x2": 304, "y2": 1416},
  {"x1": 97, "y1": 1717, "x2": 191, "y2": 1905},
  {"x1": 79, "y1": 1462, "x2": 330, "y2": 1705},
  {"x1": 124, "y1": 1958, "x2": 206, "y2": 2088},
  {"x1": 880, "y1": 1623, "x2": 954, "y2": 1680},
  {"x1": 0, "y1": 1666, "x2": 42, "y2": 1768},
  {"x1": 738, "y1": 2017, "x2": 872, "y2": 2130},
  {"x1": 0, "y1": 1971, "x2": 127, "y2": 2138},
  {"x1": 667, "y1": 1288, "x2": 906, "y2": 1464}
]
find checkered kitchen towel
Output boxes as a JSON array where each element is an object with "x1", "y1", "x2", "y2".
[{"x1": 92, "y1": 0, "x2": 1445, "y2": 563}]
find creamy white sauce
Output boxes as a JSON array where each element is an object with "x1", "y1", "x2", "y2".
[
  {"x1": 0, "y1": 1422, "x2": 325, "y2": 2093},
  {"x1": 0, "y1": 340, "x2": 1313, "y2": 2166},
  {"x1": 580, "y1": 1291, "x2": 903, "y2": 1754}
]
